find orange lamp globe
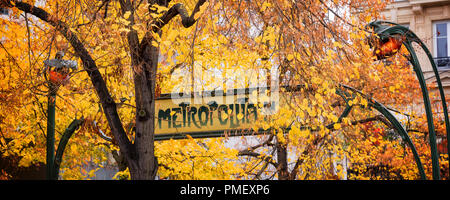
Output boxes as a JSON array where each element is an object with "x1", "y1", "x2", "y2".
[
  {"x1": 48, "y1": 70, "x2": 69, "y2": 85},
  {"x1": 374, "y1": 37, "x2": 403, "y2": 60}
]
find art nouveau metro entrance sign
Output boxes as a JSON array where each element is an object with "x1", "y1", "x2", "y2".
[{"x1": 154, "y1": 86, "x2": 280, "y2": 140}]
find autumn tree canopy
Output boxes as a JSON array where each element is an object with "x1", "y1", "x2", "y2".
[{"x1": 1, "y1": 0, "x2": 448, "y2": 180}]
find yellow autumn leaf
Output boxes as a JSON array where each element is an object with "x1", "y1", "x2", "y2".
[
  {"x1": 151, "y1": 40, "x2": 159, "y2": 47},
  {"x1": 262, "y1": 123, "x2": 270, "y2": 131},
  {"x1": 389, "y1": 86, "x2": 395, "y2": 92},
  {"x1": 330, "y1": 114, "x2": 339, "y2": 123},
  {"x1": 261, "y1": 2, "x2": 272, "y2": 12},
  {"x1": 150, "y1": 12, "x2": 162, "y2": 19},
  {"x1": 118, "y1": 28, "x2": 129, "y2": 33},
  {"x1": 123, "y1": 11, "x2": 131, "y2": 19},
  {"x1": 88, "y1": 169, "x2": 97, "y2": 177},
  {"x1": 333, "y1": 123, "x2": 341, "y2": 130},
  {"x1": 287, "y1": 53, "x2": 294, "y2": 61},
  {"x1": 333, "y1": 41, "x2": 343, "y2": 48},
  {"x1": 71, "y1": 145, "x2": 77, "y2": 152}
]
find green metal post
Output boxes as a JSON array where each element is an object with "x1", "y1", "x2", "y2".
[
  {"x1": 53, "y1": 118, "x2": 84, "y2": 179},
  {"x1": 46, "y1": 88, "x2": 56, "y2": 180},
  {"x1": 418, "y1": 41, "x2": 450, "y2": 178},
  {"x1": 338, "y1": 86, "x2": 426, "y2": 179},
  {"x1": 370, "y1": 97, "x2": 427, "y2": 180},
  {"x1": 404, "y1": 42, "x2": 440, "y2": 180}
]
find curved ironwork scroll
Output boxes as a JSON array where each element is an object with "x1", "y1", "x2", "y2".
[{"x1": 337, "y1": 85, "x2": 426, "y2": 180}]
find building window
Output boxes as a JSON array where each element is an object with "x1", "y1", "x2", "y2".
[
  {"x1": 434, "y1": 21, "x2": 450, "y2": 70},
  {"x1": 0, "y1": 8, "x2": 9, "y2": 15}
]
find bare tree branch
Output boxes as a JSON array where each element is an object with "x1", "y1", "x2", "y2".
[
  {"x1": 157, "y1": 0, "x2": 207, "y2": 29},
  {"x1": 238, "y1": 149, "x2": 278, "y2": 167},
  {"x1": 139, "y1": 0, "x2": 207, "y2": 52}
]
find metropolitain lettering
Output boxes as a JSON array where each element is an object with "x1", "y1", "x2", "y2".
[{"x1": 157, "y1": 98, "x2": 276, "y2": 130}]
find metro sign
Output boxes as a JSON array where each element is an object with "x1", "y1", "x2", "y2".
[{"x1": 154, "y1": 86, "x2": 281, "y2": 140}]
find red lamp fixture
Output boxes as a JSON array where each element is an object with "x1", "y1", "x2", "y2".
[
  {"x1": 48, "y1": 69, "x2": 70, "y2": 85},
  {"x1": 43, "y1": 51, "x2": 77, "y2": 86},
  {"x1": 371, "y1": 35, "x2": 404, "y2": 60}
]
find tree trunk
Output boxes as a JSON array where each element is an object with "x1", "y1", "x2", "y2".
[
  {"x1": 118, "y1": 0, "x2": 161, "y2": 179},
  {"x1": 276, "y1": 138, "x2": 289, "y2": 180},
  {"x1": 127, "y1": 39, "x2": 159, "y2": 179},
  {"x1": 124, "y1": 0, "x2": 206, "y2": 179}
]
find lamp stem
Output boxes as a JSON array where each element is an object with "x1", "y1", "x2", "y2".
[
  {"x1": 418, "y1": 41, "x2": 450, "y2": 179},
  {"x1": 404, "y1": 42, "x2": 440, "y2": 180},
  {"x1": 46, "y1": 88, "x2": 56, "y2": 180}
]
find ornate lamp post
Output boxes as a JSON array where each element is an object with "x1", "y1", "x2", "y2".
[
  {"x1": 43, "y1": 51, "x2": 78, "y2": 180},
  {"x1": 367, "y1": 21, "x2": 450, "y2": 180}
]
